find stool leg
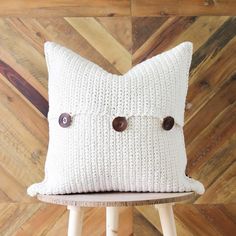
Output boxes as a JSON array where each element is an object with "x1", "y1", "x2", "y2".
[
  {"x1": 67, "y1": 206, "x2": 84, "y2": 236},
  {"x1": 155, "y1": 203, "x2": 177, "y2": 236},
  {"x1": 106, "y1": 207, "x2": 119, "y2": 236}
]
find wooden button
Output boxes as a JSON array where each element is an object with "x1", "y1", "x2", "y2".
[
  {"x1": 112, "y1": 117, "x2": 128, "y2": 132},
  {"x1": 162, "y1": 116, "x2": 175, "y2": 130},
  {"x1": 59, "y1": 113, "x2": 72, "y2": 128}
]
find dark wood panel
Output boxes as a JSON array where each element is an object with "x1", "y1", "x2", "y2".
[
  {"x1": 0, "y1": 59, "x2": 48, "y2": 117},
  {"x1": 132, "y1": 16, "x2": 198, "y2": 64}
]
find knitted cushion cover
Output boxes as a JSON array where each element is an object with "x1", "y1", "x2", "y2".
[{"x1": 27, "y1": 41, "x2": 205, "y2": 196}]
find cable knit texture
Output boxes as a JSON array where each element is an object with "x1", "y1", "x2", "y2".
[{"x1": 27, "y1": 41, "x2": 205, "y2": 196}]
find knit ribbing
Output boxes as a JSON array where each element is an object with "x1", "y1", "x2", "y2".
[
  {"x1": 45, "y1": 42, "x2": 191, "y2": 126},
  {"x1": 27, "y1": 41, "x2": 205, "y2": 197}
]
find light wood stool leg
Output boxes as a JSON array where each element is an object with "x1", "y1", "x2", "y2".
[
  {"x1": 106, "y1": 207, "x2": 119, "y2": 236},
  {"x1": 155, "y1": 203, "x2": 177, "y2": 236},
  {"x1": 67, "y1": 206, "x2": 84, "y2": 236}
]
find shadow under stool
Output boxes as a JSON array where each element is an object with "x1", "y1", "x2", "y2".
[{"x1": 37, "y1": 192, "x2": 194, "y2": 236}]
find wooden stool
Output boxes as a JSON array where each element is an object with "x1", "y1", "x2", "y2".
[{"x1": 38, "y1": 192, "x2": 194, "y2": 236}]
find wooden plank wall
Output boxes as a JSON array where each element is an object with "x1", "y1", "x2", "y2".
[
  {"x1": 1, "y1": 0, "x2": 236, "y2": 16},
  {"x1": 0, "y1": 1, "x2": 236, "y2": 236}
]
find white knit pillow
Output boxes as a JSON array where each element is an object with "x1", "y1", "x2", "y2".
[{"x1": 27, "y1": 41, "x2": 204, "y2": 196}]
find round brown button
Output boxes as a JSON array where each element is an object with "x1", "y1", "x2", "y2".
[
  {"x1": 59, "y1": 113, "x2": 72, "y2": 128},
  {"x1": 162, "y1": 116, "x2": 175, "y2": 130},
  {"x1": 112, "y1": 117, "x2": 128, "y2": 132}
]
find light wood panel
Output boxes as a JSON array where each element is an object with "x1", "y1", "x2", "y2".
[
  {"x1": 64, "y1": 17, "x2": 131, "y2": 74},
  {"x1": 0, "y1": 16, "x2": 235, "y2": 235},
  {"x1": 0, "y1": 0, "x2": 130, "y2": 17},
  {"x1": 132, "y1": 0, "x2": 236, "y2": 16},
  {"x1": 1, "y1": 1, "x2": 236, "y2": 16}
]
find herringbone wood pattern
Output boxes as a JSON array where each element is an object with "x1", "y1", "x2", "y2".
[{"x1": 0, "y1": 16, "x2": 235, "y2": 235}]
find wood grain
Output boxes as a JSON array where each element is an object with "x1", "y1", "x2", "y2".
[
  {"x1": 1, "y1": 1, "x2": 235, "y2": 16},
  {"x1": 65, "y1": 17, "x2": 131, "y2": 74},
  {"x1": 132, "y1": 16, "x2": 236, "y2": 202},
  {"x1": 0, "y1": 59, "x2": 48, "y2": 117},
  {"x1": 37, "y1": 192, "x2": 194, "y2": 207},
  {"x1": 137, "y1": 204, "x2": 236, "y2": 236},
  {"x1": 133, "y1": 208, "x2": 162, "y2": 236},
  {"x1": 0, "y1": 0, "x2": 130, "y2": 17},
  {"x1": 131, "y1": 0, "x2": 236, "y2": 16}
]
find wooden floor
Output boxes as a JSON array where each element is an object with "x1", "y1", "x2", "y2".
[{"x1": 0, "y1": 10, "x2": 235, "y2": 236}]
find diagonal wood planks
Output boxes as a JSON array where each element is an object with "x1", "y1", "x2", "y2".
[
  {"x1": 132, "y1": 16, "x2": 236, "y2": 235},
  {"x1": 65, "y1": 17, "x2": 131, "y2": 74},
  {"x1": 0, "y1": 16, "x2": 235, "y2": 235},
  {"x1": 0, "y1": 17, "x2": 133, "y2": 236}
]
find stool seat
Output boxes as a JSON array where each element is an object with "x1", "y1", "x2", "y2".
[{"x1": 37, "y1": 191, "x2": 194, "y2": 207}]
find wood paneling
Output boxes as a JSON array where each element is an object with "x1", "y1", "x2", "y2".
[
  {"x1": 64, "y1": 17, "x2": 131, "y2": 74},
  {"x1": 0, "y1": 59, "x2": 48, "y2": 116},
  {"x1": 0, "y1": 16, "x2": 235, "y2": 235},
  {"x1": 0, "y1": 1, "x2": 130, "y2": 17},
  {"x1": 132, "y1": 0, "x2": 236, "y2": 16},
  {"x1": 132, "y1": 16, "x2": 236, "y2": 204},
  {"x1": 1, "y1": 1, "x2": 236, "y2": 16}
]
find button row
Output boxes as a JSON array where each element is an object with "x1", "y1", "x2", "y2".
[{"x1": 58, "y1": 113, "x2": 175, "y2": 131}]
